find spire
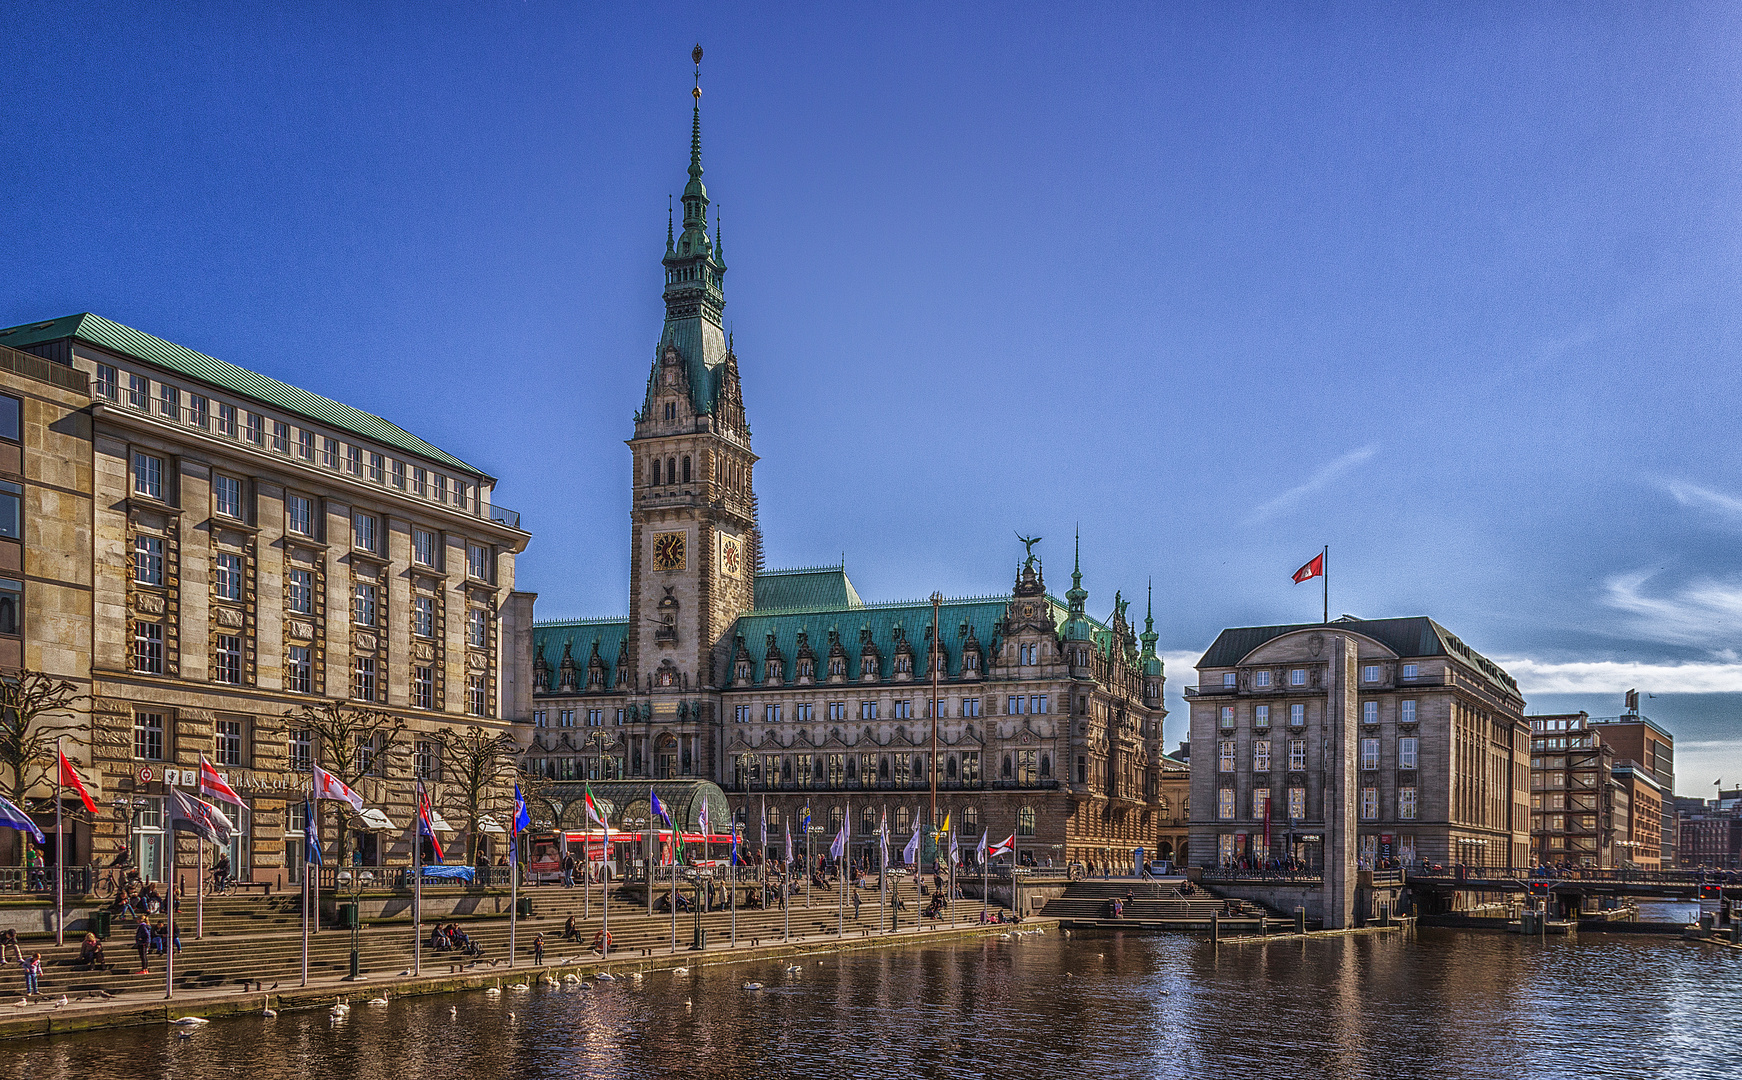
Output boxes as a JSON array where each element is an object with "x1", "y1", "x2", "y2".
[
  {"x1": 715, "y1": 207, "x2": 724, "y2": 263},
  {"x1": 1141, "y1": 578, "x2": 1161, "y2": 676},
  {"x1": 689, "y1": 43, "x2": 704, "y2": 182},
  {"x1": 666, "y1": 195, "x2": 674, "y2": 255},
  {"x1": 1063, "y1": 524, "x2": 1090, "y2": 641}
]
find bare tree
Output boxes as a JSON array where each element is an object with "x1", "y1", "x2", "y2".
[
  {"x1": 0, "y1": 670, "x2": 82, "y2": 813},
  {"x1": 284, "y1": 701, "x2": 407, "y2": 865},
  {"x1": 434, "y1": 725, "x2": 516, "y2": 865}
]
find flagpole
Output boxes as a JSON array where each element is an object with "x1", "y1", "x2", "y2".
[
  {"x1": 981, "y1": 835, "x2": 988, "y2": 922},
  {"x1": 878, "y1": 816, "x2": 886, "y2": 935},
  {"x1": 804, "y1": 800, "x2": 811, "y2": 908},
  {"x1": 949, "y1": 825, "x2": 956, "y2": 927},
  {"x1": 197, "y1": 831, "x2": 205, "y2": 940},
  {"x1": 53, "y1": 737, "x2": 63, "y2": 947},
  {"x1": 730, "y1": 817, "x2": 737, "y2": 949},
  {"x1": 1323, "y1": 545, "x2": 1329, "y2": 624},
  {"x1": 508, "y1": 828, "x2": 517, "y2": 970},
  {"x1": 601, "y1": 815, "x2": 609, "y2": 957},
  {"x1": 838, "y1": 799, "x2": 846, "y2": 937},
  {"x1": 413, "y1": 790, "x2": 422, "y2": 977},
  {"x1": 301, "y1": 856, "x2": 309, "y2": 987},
  {"x1": 646, "y1": 820, "x2": 654, "y2": 919},
  {"x1": 165, "y1": 832, "x2": 176, "y2": 999},
  {"x1": 783, "y1": 823, "x2": 791, "y2": 943},
  {"x1": 670, "y1": 823, "x2": 678, "y2": 954}
]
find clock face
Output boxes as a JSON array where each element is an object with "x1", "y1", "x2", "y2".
[
  {"x1": 721, "y1": 535, "x2": 741, "y2": 576},
  {"x1": 653, "y1": 532, "x2": 686, "y2": 571}
]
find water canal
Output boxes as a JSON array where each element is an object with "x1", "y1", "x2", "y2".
[{"x1": 3, "y1": 928, "x2": 1735, "y2": 1079}]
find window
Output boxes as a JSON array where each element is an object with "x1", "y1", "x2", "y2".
[
  {"x1": 245, "y1": 412, "x2": 263, "y2": 445},
  {"x1": 189, "y1": 395, "x2": 209, "y2": 428},
  {"x1": 1218, "y1": 740, "x2": 1235, "y2": 773},
  {"x1": 412, "y1": 467, "x2": 427, "y2": 496},
  {"x1": 392, "y1": 460, "x2": 406, "y2": 489},
  {"x1": 218, "y1": 403, "x2": 238, "y2": 437},
  {"x1": 892, "y1": 700, "x2": 912, "y2": 719},
  {"x1": 1290, "y1": 703, "x2": 1305, "y2": 727},
  {"x1": 963, "y1": 696, "x2": 981, "y2": 717},
  {"x1": 287, "y1": 569, "x2": 314, "y2": 615},
  {"x1": 1219, "y1": 706, "x2": 1234, "y2": 730},
  {"x1": 413, "y1": 596, "x2": 435, "y2": 637},
  {"x1": 416, "y1": 741, "x2": 438, "y2": 780},
  {"x1": 272, "y1": 420, "x2": 290, "y2": 453},
  {"x1": 1291, "y1": 668, "x2": 1306, "y2": 686},
  {"x1": 467, "y1": 543, "x2": 492, "y2": 582},
  {"x1": 0, "y1": 481, "x2": 19, "y2": 540},
  {"x1": 127, "y1": 372, "x2": 149, "y2": 409},
  {"x1": 828, "y1": 701, "x2": 846, "y2": 721},
  {"x1": 347, "y1": 445, "x2": 363, "y2": 475},
  {"x1": 533, "y1": 710, "x2": 547, "y2": 728},
  {"x1": 298, "y1": 430, "x2": 315, "y2": 461},
  {"x1": 354, "y1": 656, "x2": 377, "y2": 701},
  {"x1": 215, "y1": 634, "x2": 243, "y2": 684},
  {"x1": 354, "y1": 735, "x2": 378, "y2": 777},
  {"x1": 1222, "y1": 672, "x2": 1236, "y2": 687},
  {"x1": 1361, "y1": 738, "x2": 1379, "y2": 771},
  {"x1": 1287, "y1": 786, "x2": 1306, "y2": 820},
  {"x1": 214, "y1": 718, "x2": 243, "y2": 766},
  {"x1": 764, "y1": 704, "x2": 782, "y2": 723},
  {"x1": 860, "y1": 701, "x2": 879, "y2": 721},
  {"x1": 1363, "y1": 700, "x2": 1378, "y2": 725},
  {"x1": 212, "y1": 474, "x2": 242, "y2": 518},
  {"x1": 133, "y1": 535, "x2": 164, "y2": 585},
  {"x1": 158, "y1": 383, "x2": 179, "y2": 419},
  {"x1": 1017, "y1": 806, "x2": 1036, "y2": 836},
  {"x1": 288, "y1": 728, "x2": 312, "y2": 772},
  {"x1": 353, "y1": 583, "x2": 378, "y2": 626},
  {"x1": 795, "y1": 702, "x2": 813, "y2": 722},
  {"x1": 1400, "y1": 786, "x2": 1418, "y2": 820},
  {"x1": 1218, "y1": 788, "x2": 1235, "y2": 820},
  {"x1": 1360, "y1": 787, "x2": 1378, "y2": 820},
  {"x1": 585, "y1": 709, "x2": 602, "y2": 726},
  {"x1": 1032, "y1": 695, "x2": 1049, "y2": 714},
  {"x1": 962, "y1": 751, "x2": 980, "y2": 783},
  {"x1": 287, "y1": 646, "x2": 311, "y2": 694},
  {"x1": 1254, "y1": 670, "x2": 1271, "y2": 688},
  {"x1": 1399, "y1": 736, "x2": 1418, "y2": 770},
  {"x1": 213, "y1": 553, "x2": 244, "y2": 600},
  {"x1": 352, "y1": 512, "x2": 378, "y2": 553},
  {"x1": 0, "y1": 578, "x2": 20, "y2": 635},
  {"x1": 467, "y1": 675, "x2": 487, "y2": 716},
  {"x1": 286, "y1": 494, "x2": 313, "y2": 537},
  {"x1": 96, "y1": 364, "x2": 118, "y2": 401},
  {"x1": 1254, "y1": 704, "x2": 1270, "y2": 730},
  {"x1": 467, "y1": 607, "x2": 487, "y2": 647},
  {"x1": 1288, "y1": 738, "x2": 1306, "y2": 771},
  {"x1": 734, "y1": 705, "x2": 751, "y2": 723},
  {"x1": 133, "y1": 451, "x2": 164, "y2": 499},
  {"x1": 133, "y1": 711, "x2": 165, "y2": 760},
  {"x1": 368, "y1": 452, "x2": 384, "y2": 483},
  {"x1": 322, "y1": 438, "x2": 340, "y2": 469},
  {"x1": 1254, "y1": 787, "x2": 1271, "y2": 820},
  {"x1": 1362, "y1": 665, "x2": 1380, "y2": 684},
  {"x1": 456, "y1": 481, "x2": 469, "y2": 509},
  {"x1": 413, "y1": 666, "x2": 434, "y2": 709},
  {"x1": 1401, "y1": 662, "x2": 1418, "y2": 679},
  {"x1": 1400, "y1": 700, "x2": 1416, "y2": 725},
  {"x1": 1253, "y1": 740, "x2": 1271, "y2": 772}
]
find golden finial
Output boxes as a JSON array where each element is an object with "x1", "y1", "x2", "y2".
[{"x1": 692, "y1": 43, "x2": 703, "y2": 100}]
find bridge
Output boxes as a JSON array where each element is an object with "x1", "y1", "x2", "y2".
[{"x1": 1405, "y1": 867, "x2": 1742, "y2": 901}]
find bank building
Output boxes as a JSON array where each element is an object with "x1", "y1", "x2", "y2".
[{"x1": 520, "y1": 70, "x2": 1182, "y2": 871}]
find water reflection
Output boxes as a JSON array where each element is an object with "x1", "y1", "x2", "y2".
[{"x1": 4, "y1": 929, "x2": 1737, "y2": 1080}]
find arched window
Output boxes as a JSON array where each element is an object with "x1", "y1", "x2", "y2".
[
  {"x1": 895, "y1": 806, "x2": 911, "y2": 833},
  {"x1": 963, "y1": 805, "x2": 978, "y2": 830},
  {"x1": 828, "y1": 805, "x2": 844, "y2": 835},
  {"x1": 860, "y1": 805, "x2": 877, "y2": 835},
  {"x1": 650, "y1": 458, "x2": 660, "y2": 486},
  {"x1": 1040, "y1": 753, "x2": 1051, "y2": 778},
  {"x1": 666, "y1": 457, "x2": 677, "y2": 483},
  {"x1": 768, "y1": 806, "x2": 781, "y2": 829},
  {"x1": 682, "y1": 456, "x2": 691, "y2": 482},
  {"x1": 1017, "y1": 806, "x2": 1036, "y2": 836},
  {"x1": 1002, "y1": 754, "x2": 1013, "y2": 779}
]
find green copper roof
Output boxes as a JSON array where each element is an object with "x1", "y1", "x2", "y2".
[
  {"x1": 0, "y1": 313, "x2": 486, "y2": 477},
  {"x1": 753, "y1": 565, "x2": 863, "y2": 612},
  {"x1": 732, "y1": 595, "x2": 1010, "y2": 684},
  {"x1": 532, "y1": 617, "x2": 630, "y2": 692}
]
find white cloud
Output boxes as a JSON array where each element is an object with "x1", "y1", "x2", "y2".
[
  {"x1": 1493, "y1": 656, "x2": 1742, "y2": 695},
  {"x1": 1245, "y1": 444, "x2": 1378, "y2": 524},
  {"x1": 1602, "y1": 569, "x2": 1742, "y2": 648},
  {"x1": 1162, "y1": 650, "x2": 1203, "y2": 678},
  {"x1": 1665, "y1": 479, "x2": 1742, "y2": 523}
]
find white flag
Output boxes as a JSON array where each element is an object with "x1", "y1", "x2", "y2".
[
  {"x1": 312, "y1": 764, "x2": 365, "y2": 811},
  {"x1": 902, "y1": 821, "x2": 921, "y2": 866},
  {"x1": 829, "y1": 819, "x2": 847, "y2": 860}
]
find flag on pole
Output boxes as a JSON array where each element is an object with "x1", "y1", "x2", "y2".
[
  {"x1": 949, "y1": 825, "x2": 959, "y2": 867},
  {"x1": 312, "y1": 764, "x2": 365, "y2": 811},
  {"x1": 198, "y1": 756, "x2": 246, "y2": 809},
  {"x1": 760, "y1": 804, "x2": 768, "y2": 854},
  {"x1": 784, "y1": 821, "x2": 793, "y2": 865},
  {"x1": 651, "y1": 790, "x2": 682, "y2": 863},
  {"x1": 583, "y1": 783, "x2": 605, "y2": 828},
  {"x1": 902, "y1": 821, "x2": 921, "y2": 866},
  {"x1": 828, "y1": 816, "x2": 847, "y2": 860},
  {"x1": 697, "y1": 798, "x2": 710, "y2": 840},
  {"x1": 1293, "y1": 552, "x2": 1325, "y2": 583},
  {"x1": 416, "y1": 781, "x2": 444, "y2": 863},
  {"x1": 57, "y1": 751, "x2": 98, "y2": 816},
  {"x1": 976, "y1": 829, "x2": 988, "y2": 864},
  {"x1": 0, "y1": 793, "x2": 43, "y2": 843},
  {"x1": 169, "y1": 788, "x2": 233, "y2": 845},
  {"x1": 302, "y1": 800, "x2": 323, "y2": 866},
  {"x1": 878, "y1": 809, "x2": 889, "y2": 868},
  {"x1": 730, "y1": 821, "x2": 740, "y2": 866},
  {"x1": 987, "y1": 833, "x2": 1015, "y2": 858},
  {"x1": 512, "y1": 783, "x2": 531, "y2": 837}
]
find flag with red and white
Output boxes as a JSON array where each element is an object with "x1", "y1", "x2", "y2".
[
  {"x1": 1293, "y1": 552, "x2": 1324, "y2": 584},
  {"x1": 199, "y1": 755, "x2": 246, "y2": 809},
  {"x1": 58, "y1": 750, "x2": 99, "y2": 816},
  {"x1": 312, "y1": 764, "x2": 365, "y2": 811},
  {"x1": 986, "y1": 833, "x2": 1016, "y2": 858},
  {"x1": 416, "y1": 781, "x2": 444, "y2": 863}
]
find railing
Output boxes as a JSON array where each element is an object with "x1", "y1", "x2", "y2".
[
  {"x1": 1407, "y1": 866, "x2": 1742, "y2": 886},
  {"x1": 721, "y1": 778, "x2": 1060, "y2": 794},
  {"x1": 1201, "y1": 869, "x2": 1324, "y2": 884},
  {"x1": 0, "y1": 866, "x2": 94, "y2": 895},
  {"x1": 485, "y1": 503, "x2": 521, "y2": 529}
]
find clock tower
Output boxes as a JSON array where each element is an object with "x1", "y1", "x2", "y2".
[{"x1": 626, "y1": 46, "x2": 759, "y2": 706}]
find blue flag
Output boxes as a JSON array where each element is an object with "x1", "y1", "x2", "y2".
[
  {"x1": 513, "y1": 783, "x2": 531, "y2": 837},
  {"x1": 0, "y1": 794, "x2": 43, "y2": 844},
  {"x1": 650, "y1": 790, "x2": 671, "y2": 827},
  {"x1": 730, "y1": 822, "x2": 739, "y2": 866},
  {"x1": 303, "y1": 800, "x2": 323, "y2": 866}
]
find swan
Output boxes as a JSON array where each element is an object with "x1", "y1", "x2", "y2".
[
  {"x1": 629, "y1": 971, "x2": 643, "y2": 982},
  {"x1": 173, "y1": 1016, "x2": 211, "y2": 1026},
  {"x1": 367, "y1": 994, "x2": 389, "y2": 1006},
  {"x1": 485, "y1": 981, "x2": 502, "y2": 996},
  {"x1": 595, "y1": 972, "x2": 616, "y2": 982},
  {"x1": 671, "y1": 966, "x2": 689, "y2": 975},
  {"x1": 741, "y1": 981, "x2": 763, "y2": 990},
  {"x1": 450, "y1": 1005, "x2": 458, "y2": 1018},
  {"x1": 784, "y1": 964, "x2": 802, "y2": 973},
  {"x1": 562, "y1": 973, "x2": 581, "y2": 984},
  {"x1": 262, "y1": 1004, "x2": 278, "y2": 1018},
  {"x1": 508, "y1": 982, "x2": 531, "y2": 992}
]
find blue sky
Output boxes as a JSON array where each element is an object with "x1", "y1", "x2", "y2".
[{"x1": 4, "y1": 3, "x2": 1738, "y2": 797}]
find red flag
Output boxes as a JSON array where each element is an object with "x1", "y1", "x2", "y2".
[
  {"x1": 1292, "y1": 552, "x2": 1324, "y2": 583},
  {"x1": 58, "y1": 751, "x2": 98, "y2": 816},
  {"x1": 199, "y1": 756, "x2": 246, "y2": 809}
]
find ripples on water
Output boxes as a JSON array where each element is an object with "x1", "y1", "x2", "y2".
[{"x1": 4, "y1": 929, "x2": 1737, "y2": 1080}]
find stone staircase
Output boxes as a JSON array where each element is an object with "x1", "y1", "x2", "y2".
[{"x1": 1040, "y1": 880, "x2": 1274, "y2": 924}]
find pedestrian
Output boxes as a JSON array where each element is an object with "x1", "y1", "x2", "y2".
[
  {"x1": 851, "y1": 888, "x2": 862, "y2": 920},
  {"x1": 563, "y1": 914, "x2": 577, "y2": 941},
  {"x1": 133, "y1": 916, "x2": 151, "y2": 974},
  {"x1": 22, "y1": 952, "x2": 41, "y2": 997},
  {"x1": 532, "y1": 932, "x2": 545, "y2": 966},
  {"x1": 24, "y1": 845, "x2": 42, "y2": 891},
  {"x1": 562, "y1": 852, "x2": 575, "y2": 889},
  {"x1": 0, "y1": 928, "x2": 22, "y2": 964},
  {"x1": 212, "y1": 851, "x2": 231, "y2": 894}
]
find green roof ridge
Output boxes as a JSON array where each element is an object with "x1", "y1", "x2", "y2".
[{"x1": 0, "y1": 313, "x2": 486, "y2": 477}]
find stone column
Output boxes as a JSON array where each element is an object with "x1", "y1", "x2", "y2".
[{"x1": 1321, "y1": 635, "x2": 1358, "y2": 929}]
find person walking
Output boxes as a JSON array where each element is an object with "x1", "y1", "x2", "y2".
[
  {"x1": 22, "y1": 952, "x2": 42, "y2": 997},
  {"x1": 851, "y1": 887, "x2": 862, "y2": 921},
  {"x1": 212, "y1": 851, "x2": 231, "y2": 894},
  {"x1": 532, "y1": 932, "x2": 545, "y2": 966},
  {"x1": 133, "y1": 916, "x2": 151, "y2": 974},
  {"x1": 561, "y1": 851, "x2": 575, "y2": 889}
]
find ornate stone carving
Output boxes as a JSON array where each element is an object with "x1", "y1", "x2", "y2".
[
  {"x1": 214, "y1": 606, "x2": 244, "y2": 629},
  {"x1": 354, "y1": 631, "x2": 378, "y2": 653},
  {"x1": 466, "y1": 651, "x2": 488, "y2": 672},
  {"x1": 415, "y1": 641, "x2": 436, "y2": 662},
  {"x1": 133, "y1": 592, "x2": 166, "y2": 616},
  {"x1": 286, "y1": 619, "x2": 314, "y2": 641}
]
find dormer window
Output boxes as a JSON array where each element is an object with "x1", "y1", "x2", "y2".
[
  {"x1": 665, "y1": 402, "x2": 677, "y2": 421},
  {"x1": 963, "y1": 653, "x2": 980, "y2": 673},
  {"x1": 797, "y1": 659, "x2": 813, "y2": 680},
  {"x1": 894, "y1": 655, "x2": 912, "y2": 675},
  {"x1": 736, "y1": 660, "x2": 752, "y2": 682},
  {"x1": 829, "y1": 657, "x2": 846, "y2": 677},
  {"x1": 766, "y1": 660, "x2": 783, "y2": 683}
]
